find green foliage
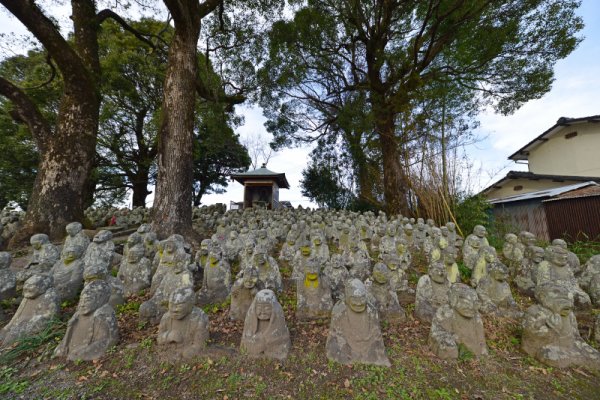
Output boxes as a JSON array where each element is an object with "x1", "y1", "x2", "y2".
[
  {"x1": 0, "y1": 367, "x2": 29, "y2": 395},
  {"x1": 457, "y1": 343, "x2": 475, "y2": 362},
  {"x1": 457, "y1": 261, "x2": 472, "y2": 282},
  {"x1": 569, "y1": 240, "x2": 600, "y2": 264},
  {"x1": 0, "y1": 317, "x2": 66, "y2": 365},
  {"x1": 453, "y1": 194, "x2": 491, "y2": 237},
  {"x1": 116, "y1": 300, "x2": 141, "y2": 315},
  {"x1": 300, "y1": 160, "x2": 355, "y2": 210}
]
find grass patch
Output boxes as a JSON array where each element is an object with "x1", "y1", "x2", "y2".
[{"x1": 0, "y1": 317, "x2": 66, "y2": 366}]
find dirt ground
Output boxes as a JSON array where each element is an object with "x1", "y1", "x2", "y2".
[{"x1": 1, "y1": 240, "x2": 599, "y2": 399}]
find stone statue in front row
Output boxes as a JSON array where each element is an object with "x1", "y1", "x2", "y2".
[
  {"x1": 117, "y1": 244, "x2": 152, "y2": 297},
  {"x1": 54, "y1": 280, "x2": 118, "y2": 361},
  {"x1": 0, "y1": 274, "x2": 59, "y2": 345},
  {"x1": 368, "y1": 263, "x2": 406, "y2": 324},
  {"x1": 16, "y1": 233, "x2": 60, "y2": 289},
  {"x1": 240, "y1": 289, "x2": 291, "y2": 360},
  {"x1": 296, "y1": 258, "x2": 333, "y2": 321},
  {"x1": 476, "y1": 262, "x2": 522, "y2": 318},
  {"x1": 521, "y1": 283, "x2": 600, "y2": 370},
  {"x1": 428, "y1": 283, "x2": 488, "y2": 360},
  {"x1": 415, "y1": 262, "x2": 450, "y2": 323},
  {"x1": 157, "y1": 287, "x2": 209, "y2": 359},
  {"x1": 229, "y1": 266, "x2": 264, "y2": 321},
  {"x1": 326, "y1": 279, "x2": 391, "y2": 367}
]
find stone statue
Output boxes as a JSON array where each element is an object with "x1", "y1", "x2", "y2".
[
  {"x1": 578, "y1": 254, "x2": 600, "y2": 292},
  {"x1": 17, "y1": 233, "x2": 60, "y2": 289},
  {"x1": 197, "y1": 245, "x2": 231, "y2": 306},
  {"x1": 291, "y1": 240, "x2": 313, "y2": 281},
  {"x1": 311, "y1": 230, "x2": 330, "y2": 263},
  {"x1": 323, "y1": 254, "x2": 350, "y2": 302},
  {"x1": 83, "y1": 230, "x2": 115, "y2": 278},
  {"x1": 442, "y1": 247, "x2": 460, "y2": 284},
  {"x1": 415, "y1": 261, "x2": 451, "y2": 323},
  {"x1": 296, "y1": 257, "x2": 333, "y2": 321},
  {"x1": 140, "y1": 238, "x2": 194, "y2": 325},
  {"x1": 0, "y1": 274, "x2": 59, "y2": 345},
  {"x1": 83, "y1": 259, "x2": 125, "y2": 310},
  {"x1": 230, "y1": 266, "x2": 264, "y2": 321},
  {"x1": 428, "y1": 283, "x2": 488, "y2": 360},
  {"x1": 502, "y1": 233, "x2": 523, "y2": 276},
  {"x1": 117, "y1": 244, "x2": 152, "y2": 297},
  {"x1": 368, "y1": 263, "x2": 406, "y2": 324},
  {"x1": 240, "y1": 289, "x2": 291, "y2": 360},
  {"x1": 463, "y1": 225, "x2": 488, "y2": 270},
  {"x1": 64, "y1": 222, "x2": 90, "y2": 253},
  {"x1": 251, "y1": 245, "x2": 282, "y2": 293},
  {"x1": 552, "y1": 239, "x2": 582, "y2": 277},
  {"x1": 472, "y1": 246, "x2": 499, "y2": 287},
  {"x1": 343, "y1": 241, "x2": 371, "y2": 281},
  {"x1": 522, "y1": 283, "x2": 600, "y2": 370},
  {"x1": 514, "y1": 245, "x2": 544, "y2": 295},
  {"x1": 536, "y1": 245, "x2": 591, "y2": 309},
  {"x1": 157, "y1": 287, "x2": 209, "y2": 359},
  {"x1": 325, "y1": 279, "x2": 391, "y2": 367},
  {"x1": 476, "y1": 262, "x2": 522, "y2": 318},
  {"x1": 0, "y1": 252, "x2": 16, "y2": 301},
  {"x1": 54, "y1": 280, "x2": 118, "y2": 361},
  {"x1": 51, "y1": 243, "x2": 85, "y2": 302}
]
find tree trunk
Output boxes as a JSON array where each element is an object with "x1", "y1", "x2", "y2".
[
  {"x1": 131, "y1": 168, "x2": 150, "y2": 208},
  {"x1": 1, "y1": 0, "x2": 100, "y2": 248},
  {"x1": 151, "y1": 3, "x2": 202, "y2": 239}
]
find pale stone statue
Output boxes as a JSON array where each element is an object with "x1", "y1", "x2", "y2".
[
  {"x1": 343, "y1": 241, "x2": 371, "y2": 281},
  {"x1": 368, "y1": 263, "x2": 406, "y2": 324},
  {"x1": 443, "y1": 247, "x2": 460, "y2": 284},
  {"x1": 472, "y1": 245, "x2": 499, "y2": 287},
  {"x1": 463, "y1": 225, "x2": 489, "y2": 271},
  {"x1": 51, "y1": 243, "x2": 85, "y2": 302},
  {"x1": 476, "y1": 262, "x2": 522, "y2": 318},
  {"x1": 415, "y1": 261, "x2": 450, "y2": 323},
  {"x1": 117, "y1": 244, "x2": 152, "y2": 297},
  {"x1": 291, "y1": 240, "x2": 313, "y2": 281},
  {"x1": 83, "y1": 230, "x2": 115, "y2": 277},
  {"x1": 502, "y1": 233, "x2": 523, "y2": 276},
  {"x1": 157, "y1": 287, "x2": 209, "y2": 359},
  {"x1": 64, "y1": 222, "x2": 90, "y2": 253},
  {"x1": 323, "y1": 254, "x2": 350, "y2": 302},
  {"x1": 83, "y1": 260, "x2": 125, "y2": 310},
  {"x1": 240, "y1": 289, "x2": 291, "y2": 360},
  {"x1": 522, "y1": 283, "x2": 600, "y2": 370},
  {"x1": 195, "y1": 239, "x2": 211, "y2": 273},
  {"x1": 514, "y1": 245, "x2": 544, "y2": 295},
  {"x1": 395, "y1": 237, "x2": 412, "y2": 271},
  {"x1": 54, "y1": 280, "x2": 118, "y2": 361},
  {"x1": 0, "y1": 252, "x2": 16, "y2": 301},
  {"x1": 197, "y1": 245, "x2": 231, "y2": 306},
  {"x1": 296, "y1": 257, "x2": 333, "y2": 321},
  {"x1": 326, "y1": 279, "x2": 390, "y2": 367},
  {"x1": 17, "y1": 233, "x2": 60, "y2": 288},
  {"x1": 428, "y1": 283, "x2": 488, "y2": 360},
  {"x1": 140, "y1": 238, "x2": 194, "y2": 325},
  {"x1": 0, "y1": 274, "x2": 59, "y2": 345},
  {"x1": 123, "y1": 231, "x2": 143, "y2": 259},
  {"x1": 143, "y1": 231, "x2": 158, "y2": 262},
  {"x1": 552, "y1": 239, "x2": 581, "y2": 277},
  {"x1": 230, "y1": 266, "x2": 264, "y2": 321},
  {"x1": 250, "y1": 245, "x2": 282, "y2": 293},
  {"x1": 589, "y1": 274, "x2": 600, "y2": 307},
  {"x1": 378, "y1": 225, "x2": 397, "y2": 258},
  {"x1": 311, "y1": 230, "x2": 330, "y2": 263},
  {"x1": 578, "y1": 254, "x2": 600, "y2": 292},
  {"x1": 536, "y1": 245, "x2": 591, "y2": 309},
  {"x1": 279, "y1": 227, "x2": 299, "y2": 262},
  {"x1": 381, "y1": 254, "x2": 410, "y2": 297}
]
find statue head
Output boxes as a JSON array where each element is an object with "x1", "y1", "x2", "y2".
[
  {"x1": 504, "y1": 233, "x2": 518, "y2": 245},
  {"x1": 551, "y1": 238, "x2": 568, "y2": 251},
  {"x1": 242, "y1": 267, "x2": 259, "y2": 289},
  {"x1": 548, "y1": 245, "x2": 568, "y2": 267},
  {"x1": 304, "y1": 258, "x2": 320, "y2": 282},
  {"x1": 481, "y1": 246, "x2": 497, "y2": 263},
  {"x1": 300, "y1": 244, "x2": 311, "y2": 257},
  {"x1": 65, "y1": 222, "x2": 83, "y2": 237},
  {"x1": 78, "y1": 280, "x2": 111, "y2": 316},
  {"x1": 386, "y1": 225, "x2": 396, "y2": 237},
  {"x1": 127, "y1": 232, "x2": 143, "y2": 248},
  {"x1": 443, "y1": 248, "x2": 457, "y2": 265},
  {"x1": 404, "y1": 224, "x2": 413, "y2": 236},
  {"x1": 449, "y1": 283, "x2": 478, "y2": 319},
  {"x1": 519, "y1": 231, "x2": 536, "y2": 246},
  {"x1": 527, "y1": 246, "x2": 544, "y2": 263},
  {"x1": 440, "y1": 226, "x2": 449, "y2": 237},
  {"x1": 467, "y1": 235, "x2": 481, "y2": 249},
  {"x1": 372, "y1": 262, "x2": 390, "y2": 285},
  {"x1": 345, "y1": 278, "x2": 368, "y2": 313},
  {"x1": 137, "y1": 223, "x2": 151, "y2": 234},
  {"x1": 168, "y1": 287, "x2": 195, "y2": 320},
  {"x1": 83, "y1": 262, "x2": 108, "y2": 282},
  {"x1": 145, "y1": 232, "x2": 157, "y2": 245},
  {"x1": 489, "y1": 261, "x2": 509, "y2": 282},
  {"x1": 0, "y1": 251, "x2": 12, "y2": 269},
  {"x1": 396, "y1": 239, "x2": 407, "y2": 255},
  {"x1": 93, "y1": 230, "x2": 113, "y2": 243},
  {"x1": 23, "y1": 274, "x2": 52, "y2": 299},
  {"x1": 255, "y1": 289, "x2": 276, "y2": 321},
  {"x1": 311, "y1": 233, "x2": 322, "y2": 246},
  {"x1": 535, "y1": 283, "x2": 573, "y2": 317},
  {"x1": 62, "y1": 244, "x2": 84, "y2": 264},
  {"x1": 446, "y1": 222, "x2": 456, "y2": 232},
  {"x1": 473, "y1": 225, "x2": 487, "y2": 238},
  {"x1": 431, "y1": 227, "x2": 441, "y2": 240},
  {"x1": 428, "y1": 261, "x2": 447, "y2": 284},
  {"x1": 30, "y1": 233, "x2": 49, "y2": 250},
  {"x1": 127, "y1": 245, "x2": 145, "y2": 263}
]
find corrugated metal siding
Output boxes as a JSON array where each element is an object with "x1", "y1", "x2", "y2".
[
  {"x1": 544, "y1": 197, "x2": 600, "y2": 241},
  {"x1": 491, "y1": 200, "x2": 550, "y2": 241}
]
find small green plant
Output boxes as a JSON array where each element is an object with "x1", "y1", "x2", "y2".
[
  {"x1": 0, "y1": 318, "x2": 66, "y2": 365},
  {"x1": 457, "y1": 343, "x2": 474, "y2": 362},
  {"x1": 0, "y1": 367, "x2": 29, "y2": 395},
  {"x1": 116, "y1": 301, "x2": 141, "y2": 315},
  {"x1": 179, "y1": 363, "x2": 191, "y2": 373},
  {"x1": 140, "y1": 337, "x2": 153, "y2": 350},
  {"x1": 457, "y1": 261, "x2": 472, "y2": 281}
]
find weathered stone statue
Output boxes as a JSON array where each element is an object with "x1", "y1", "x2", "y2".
[
  {"x1": 54, "y1": 280, "x2": 118, "y2": 361},
  {"x1": 240, "y1": 289, "x2": 291, "y2": 360},
  {"x1": 395, "y1": 238, "x2": 412, "y2": 271},
  {"x1": 476, "y1": 262, "x2": 522, "y2": 318},
  {"x1": 296, "y1": 258, "x2": 333, "y2": 321},
  {"x1": 0, "y1": 252, "x2": 16, "y2": 301},
  {"x1": 502, "y1": 233, "x2": 523, "y2": 276},
  {"x1": 326, "y1": 279, "x2": 391, "y2": 367},
  {"x1": 311, "y1": 230, "x2": 330, "y2": 263},
  {"x1": 536, "y1": 245, "x2": 591, "y2": 309},
  {"x1": 343, "y1": 241, "x2": 371, "y2": 281},
  {"x1": 428, "y1": 283, "x2": 488, "y2": 360},
  {"x1": 17, "y1": 233, "x2": 60, "y2": 288},
  {"x1": 381, "y1": 254, "x2": 410, "y2": 297},
  {"x1": 368, "y1": 263, "x2": 406, "y2": 324},
  {"x1": 589, "y1": 274, "x2": 600, "y2": 307},
  {"x1": 143, "y1": 231, "x2": 158, "y2": 261},
  {"x1": 415, "y1": 261, "x2": 451, "y2": 323},
  {"x1": 51, "y1": 243, "x2": 85, "y2": 302},
  {"x1": 117, "y1": 244, "x2": 152, "y2": 297},
  {"x1": 323, "y1": 254, "x2": 350, "y2": 302},
  {"x1": 552, "y1": 239, "x2": 582, "y2": 277},
  {"x1": 522, "y1": 283, "x2": 600, "y2": 370},
  {"x1": 463, "y1": 225, "x2": 488, "y2": 270},
  {"x1": 291, "y1": 240, "x2": 313, "y2": 281},
  {"x1": 157, "y1": 287, "x2": 209, "y2": 359},
  {"x1": 83, "y1": 259, "x2": 125, "y2": 310},
  {"x1": 64, "y1": 222, "x2": 90, "y2": 253},
  {"x1": 197, "y1": 245, "x2": 231, "y2": 306},
  {"x1": 0, "y1": 274, "x2": 59, "y2": 345},
  {"x1": 578, "y1": 254, "x2": 600, "y2": 292},
  {"x1": 83, "y1": 230, "x2": 115, "y2": 277},
  {"x1": 514, "y1": 245, "x2": 544, "y2": 295},
  {"x1": 279, "y1": 227, "x2": 299, "y2": 262},
  {"x1": 230, "y1": 266, "x2": 264, "y2": 321},
  {"x1": 140, "y1": 238, "x2": 194, "y2": 325},
  {"x1": 472, "y1": 246, "x2": 499, "y2": 287},
  {"x1": 251, "y1": 245, "x2": 282, "y2": 293},
  {"x1": 443, "y1": 247, "x2": 460, "y2": 284}
]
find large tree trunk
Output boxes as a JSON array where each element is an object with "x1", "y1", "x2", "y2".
[
  {"x1": 131, "y1": 169, "x2": 151, "y2": 207},
  {"x1": 1, "y1": 0, "x2": 100, "y2": 247},
  {"x1": 151, "y1": 1, "x2": 203, "y2": 239}
]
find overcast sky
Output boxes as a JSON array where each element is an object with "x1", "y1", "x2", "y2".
[{"x1": 1, "y1": 1, "x2": 598, "y2": 209}]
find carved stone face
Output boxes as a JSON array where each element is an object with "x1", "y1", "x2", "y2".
[
  {"x1": 542, "y1": 287, "x2": 573, "y2": 317},
  {"x1": 491, "y1": 266, "x2": 508, "y2": 282},
  {"x1": 63, "y1": 248, "x2": 79, "y2": 264},
  {"x1": 532, "y1": 248, "x2": 544, "y2": 263},
  {"x1": 78, "y1": 286, "x2": 106, "y2": 316},
  {"x1": 312, "y1": 236, "x2": 322, "y2": 246},
  {"x1": 23, "y1": 276, "x2": 46, "y2": 299},
  {"x1": 430, "y1": 264, "x2": 447, "y2": 284},
  {"x1": 254, "y1": 253, "x2": 266, "y2": 265},
  {"x1": 468, "y1": 236, "x2": 481, "y2": 249},
  {"x1": 552, "y1": 248, "x2": 568, "y2": 267},
  {"x1": 372, "y1": 265, "x2": 389, "y2": 284},
  {"x1": 243, "y1": 272, "x2": 258, "y2": 289},
  {"x1": 127, "y1": 247, "x2": 143, "y2": 263},
  {"x1": 452, "y1": 288, "x2": 478, "y2": 319},
  {"x1": 169, "y1": 297, "x2": 193, "y2": 320},
  {"x1": 66, "y1": 222, "x2": 82, "y2": 237},
  {"x1": 484, "y1": 250, "x2": 496, "y2": 263},
  {"x1": 474, "y1": 225, "x2": 487, "y2": 238},
  {"x1": 301, "y1": 246, "x2": 311, "y2": 257},
  {"x1": 348, "y1": 295, "x2": 367, "y2": 313},
  {"x1": 256, "y1": 301, "x2": 272, "y2": 321},
  {"x1": 396, "y1": 243, "x2": 406, "y2": 254}
]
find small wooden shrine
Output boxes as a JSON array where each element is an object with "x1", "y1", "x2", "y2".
[{"x1": 230, "y1": 164, "x2": 290, "y2": 209}]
